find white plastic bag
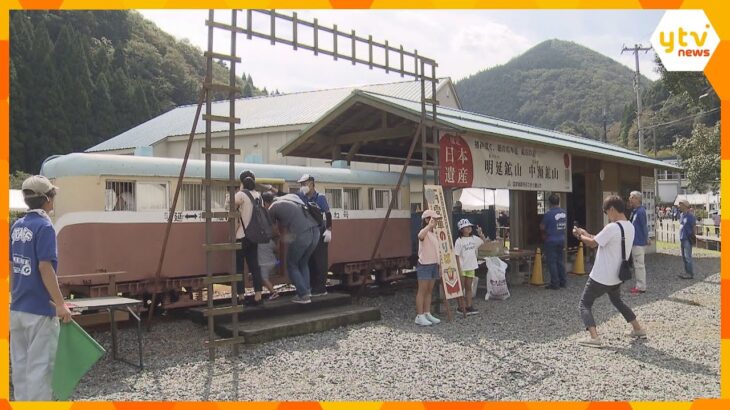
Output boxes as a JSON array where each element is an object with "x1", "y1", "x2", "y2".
[{"x1": 485, "y1": 257, "x2": 510, "y2": 300}]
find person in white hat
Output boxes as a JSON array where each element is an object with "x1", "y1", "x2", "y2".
[
  {"x1": 297, "y1": 174, "x2": 332, "y2": 297},
  {"x1": 677, "y1": 199, "x2": 696, "y2": 279},
  {"x1": 10, "y1": 175, "x2": 72, "y2": 400},
  {"x1": 414, "y1": 209, "x2": 442, "y2": 326},
  {"x1": 454, "y1": 218, "x2": 486, "y2": 315}
]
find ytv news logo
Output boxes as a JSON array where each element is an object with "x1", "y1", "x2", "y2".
[{"x1": 651, "y1": 10, "x2": 719, "y2": 71}]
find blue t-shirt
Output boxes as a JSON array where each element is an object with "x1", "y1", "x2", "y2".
[
  {"x1": 541, "y1": 207, "x2": 567, "y2": 244},
  {"x1": 10, "y1": 212, "x2": 58, "y2": 317},
  {"x1": 631, "y1": 206, "x2": 649, "y2": 246},
  {"x1": 680, "y1": 212, "x2": 696, "y2": 241}
]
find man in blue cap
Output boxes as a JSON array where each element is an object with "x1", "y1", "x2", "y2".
[
  {"x1": 10, "y1": 175, "x2": 72, "y2": 400},
  {"x1": 298, "y1": 174, "x2": 332, "y2": 296}
]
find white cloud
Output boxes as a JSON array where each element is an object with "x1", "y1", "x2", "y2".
[{"x1": 137, "y1": 9, "x2": 662, "y2": 92}]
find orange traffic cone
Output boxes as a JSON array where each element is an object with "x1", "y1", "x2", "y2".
[
  {"x1": 570, "y1": 242, "x2": 586, "y2": 275},
  {"x1": 530, "y1": 248, "x2": 544, "y2": 286}
]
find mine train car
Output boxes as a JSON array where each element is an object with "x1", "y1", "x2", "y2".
[{"x1": 41, "y1": 153, "x2": 412, "y2": 308}]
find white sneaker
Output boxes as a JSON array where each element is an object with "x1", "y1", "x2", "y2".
[
  {"x1": 414, "y1": 314, "x2": 432, "y2": 326},
  {"x1": 424, "y1": 313, "x2": 441, "y2": 324}
]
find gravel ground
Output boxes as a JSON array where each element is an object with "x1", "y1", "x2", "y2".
[{"x1": 67, "y1": 250, "x2": 720, "y2": 401}]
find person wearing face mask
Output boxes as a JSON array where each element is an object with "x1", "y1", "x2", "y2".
[
  {"x1": 297, "y1": 174, "x2": 332, "y2": 297},
  {"x1": 10, "y1": 175, "x2": 72, "y2": 401}
]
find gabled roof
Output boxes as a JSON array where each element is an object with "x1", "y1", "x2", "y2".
[
  {"x1": 86, "y1": 79, "x2": 456, "y2": 153},
  {"x1": 280, "y1": 90, "x2": 680, "y2": 170}
]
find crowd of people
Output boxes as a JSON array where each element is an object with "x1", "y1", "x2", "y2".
[
  {"x1": 414, "y1": 190, "x2": 699, "y2": 347},
  {"x1": 230, "y1": 171, "x2": 333, "y2": 305},
  {"x1": 9, "y1": 170, "x2": 703, "y2": 399},
  {"x1": 9, "y1": 171, "x2": 335, "y2": 400}
]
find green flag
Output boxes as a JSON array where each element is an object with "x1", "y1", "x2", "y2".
[{"x1": 52, "y1": 320, "x2": 106, "y2": 400}]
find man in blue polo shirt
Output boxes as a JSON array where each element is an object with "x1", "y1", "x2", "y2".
[
  {"x1": 678, "y1": 199, "x2": 696, "y2": 279},
  {"x1": 298, "y1": 174, "x2": 332, "y2": 297},
  {"x1": 540, "y1": 193, "x2": 567, "y2": 290},
  {"x1": 10, "y1": 175, "x2": 72, "y2": 401},
  {"x1": 629, "y1": 191, "x2": 650, "y2": 294}
]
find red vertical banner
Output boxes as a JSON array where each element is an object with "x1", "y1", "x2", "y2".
[{"x1": 439, "y1": 134, "x2": 474, "y2": 188}]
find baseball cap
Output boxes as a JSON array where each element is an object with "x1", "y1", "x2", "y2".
[
  {"x1": 22, "y1": 175, "x2": 58, "y2": 198},
  {"x1": 421, "y1": 209, "x2": 442, "y2": 220},
  {"x1": 298, "y1": 174, "x2": 314, "y2": 183},
  {"x1": 239, "y1": 170, "x2": 255, "y2": 180},
  {"x1": 678, "y1": 199, "x2": 690, "y2": 207},
  {"x1": 457, "y1": 219, "x2": 474, "y2": 230}
]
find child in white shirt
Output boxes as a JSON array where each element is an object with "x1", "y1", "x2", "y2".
[{"x1": 454, "y1": 219, "x2": 486, "y2": 315}]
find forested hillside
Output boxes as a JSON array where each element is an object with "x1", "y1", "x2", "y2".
[
  {"x1": 10, "y1": 10, "x2": 268, "y2": 173},
  {"x1": 455, "y1": 39, "x2": 717, "y2": 153}
]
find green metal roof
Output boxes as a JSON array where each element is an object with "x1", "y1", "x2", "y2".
[
  {"x1": 86, "y1": 79, "x2": 452, "y2": 153},
  {"x1": 282, "y1": 90, "x2": 680, "y2": 170}
]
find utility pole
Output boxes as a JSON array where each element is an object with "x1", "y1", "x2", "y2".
[{"x1": 621, "y1": 43, "x2": 651, "y2": 154}]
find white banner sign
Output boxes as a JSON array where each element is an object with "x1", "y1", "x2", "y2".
[
  {"x1": 424, "y1": 185, "x2": 463, "y2": 300},
  {"x1": 440, "y1": 134, "x2": 572, "y2": 192}
]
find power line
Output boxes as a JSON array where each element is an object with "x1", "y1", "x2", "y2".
[{"x1": 643, "y1": 107, "x2": 720, "y2": 130}]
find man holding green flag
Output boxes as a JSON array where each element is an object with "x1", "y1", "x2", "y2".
[{"x1": 10, "y1": 175, "x2": 72, "y2": 401}]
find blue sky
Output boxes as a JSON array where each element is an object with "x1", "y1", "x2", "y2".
[{"x1": 139, "y1": 9, "x2": 664, "y2": 93}]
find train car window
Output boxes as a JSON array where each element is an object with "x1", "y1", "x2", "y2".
[
  {"x1": 181, "y1": 184, "x2": 203, "y2": 211},
  {"x1": 325, "y1": 188, "x2": 343, "y2": 209},
  {"x1": 343, "y1": 188, "x2": 360, "y2": 210},
  {"x1": 373, "y1": 189, "x2": 398, "y2": 210},
  {"x1": 105, "y1": 181, "x2": 136, "y2": 211},
  {"x1": 137, "y1": 182, "x2": 168, "y2": 211},
  {"x1": 195, "y1": 184, "x2": 228, "y2": 211}
]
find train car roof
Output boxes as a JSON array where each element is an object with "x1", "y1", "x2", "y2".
[{"x1": 41, "y1": 153, "x2": 409, "y2": 186}]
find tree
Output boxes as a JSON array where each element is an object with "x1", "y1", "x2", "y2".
[
  {"x1": 654, "y1": 54, "x2": 719, "y2": 125},
  {"x1": 10, "y1": 170, "x2": 32, "y2": 189},
  {"x1": 673, "y1": 121, "x2": 720, "y2": 193}
]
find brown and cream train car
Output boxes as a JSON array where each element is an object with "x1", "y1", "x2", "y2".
[{"x1": 41, "y1": 153, "x2": 412, "y2": 307}]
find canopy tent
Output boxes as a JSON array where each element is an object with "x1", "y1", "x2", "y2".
[
  {"x1": 458, "y1": 188, "x2": 510, "y2": 211},
  {"x1": 674, "y1": 193, "x2": 719, "y2": 207},
  {"x1": 10, "y1": 189, "x2": 28, "y2": 211}
]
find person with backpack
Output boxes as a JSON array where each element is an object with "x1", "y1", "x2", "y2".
[
  {"x1": 572, "y1": 195, "x2": 647, "y2": 348},
  {"x1": 268, "y1": 193, "x2": 321, "y2": 304},
  {"x1": 297, "y1": 174, "x2": 332, "y2": 297},
  {"x1": 232, "y1": 170, "x2": 266, "y2": 304}
]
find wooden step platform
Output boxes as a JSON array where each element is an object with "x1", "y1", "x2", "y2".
[{"x1": 188, "y1": 292, "x2": 381, "y2": 344}]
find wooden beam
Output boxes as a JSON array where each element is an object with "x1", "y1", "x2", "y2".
[
  {"x1": 346, "y1": 142, "x2": 363, "y2": 163},
  {"x1": 332, "y1": 145, "x2": 342, "y2": 161},
  {"x1": 329, "y1": 104, "x2": 372, "y2": 135},
  {"x1": 335, "y1": 124, "x2": 415, "y2": 145}
]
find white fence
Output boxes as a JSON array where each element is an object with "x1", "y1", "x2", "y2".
[{"x1": 656, "y1": 219, "x2": 720, "y2": 244}]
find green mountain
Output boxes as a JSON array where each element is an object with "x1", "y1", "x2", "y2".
[
  {"x1": 455, "y1": 39, "x2": 654, "y2": 146},
  {"x1": 10, "y1": 10, "x2": 268, "y2": 173}
]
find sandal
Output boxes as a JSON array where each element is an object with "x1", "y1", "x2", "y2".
[{"x1": 269, "y1": 292, "x2": 280, "y2": 300}]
